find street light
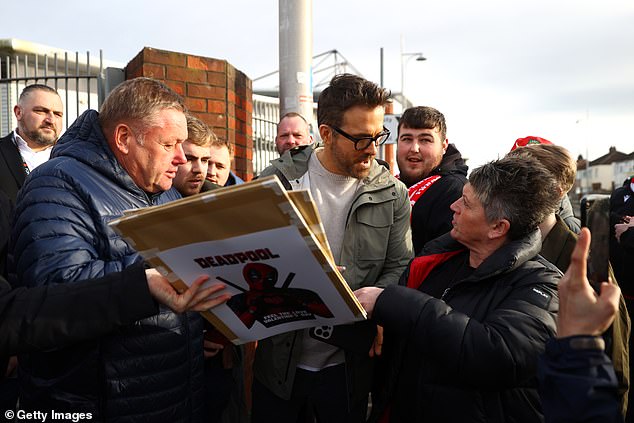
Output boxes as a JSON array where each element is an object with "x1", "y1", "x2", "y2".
[
  {"x1": 400, "y1": 36, "x2": 426, "y2": 108},
  {"x1": 400, "y1": 53, "x2": 426, "y2": 108}
]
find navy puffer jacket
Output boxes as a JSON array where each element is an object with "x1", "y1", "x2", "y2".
[{"x1": 10, "y1": 110, "x2": 205, "y2": 422}]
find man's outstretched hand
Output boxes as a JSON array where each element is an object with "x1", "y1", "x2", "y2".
[
  {"x1": 354, "y1": 286, "x2": 384, "y2": 318},
  {"x1": 146, "y1": 269, "x2": 231, "y2": 314}
]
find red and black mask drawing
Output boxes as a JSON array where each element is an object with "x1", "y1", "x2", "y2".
[{"x1": 221, "y1": 263, "x2": 334, "y2": 329}]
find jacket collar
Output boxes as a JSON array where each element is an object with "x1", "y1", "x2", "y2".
[
  {"x1": 422, "y1": 229, "x2": 543, "y2": 281},
  {"x1": 50, "y1": 110, "x2": 159, "y2": 202},
  {"x1": 433, "y1": 143, "x2": 468, "y2": 177}
]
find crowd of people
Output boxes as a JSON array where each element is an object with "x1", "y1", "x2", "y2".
[{"x1": 0, "y1": 75, "x2": 632, "y2": 423}]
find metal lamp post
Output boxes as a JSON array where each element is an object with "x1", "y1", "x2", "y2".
[{"x1": 400, "y1": 35, "x2": 426, "y2": 109}]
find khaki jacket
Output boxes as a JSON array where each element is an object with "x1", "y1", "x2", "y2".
[{"x1": 254, "y1": 146, "x2": 413, "y2": 401}]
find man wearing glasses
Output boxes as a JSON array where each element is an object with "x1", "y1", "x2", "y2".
[{"x1": 254, "y1": 74, "x2": 413, "y2": 422}]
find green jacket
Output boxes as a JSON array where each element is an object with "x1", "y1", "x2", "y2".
[
  {"x1": 541, "y1": 214, "x2": 577, "y2": 274},
  {"x1": 254, "y1": 146, "x2": 413, "y2": 401}
]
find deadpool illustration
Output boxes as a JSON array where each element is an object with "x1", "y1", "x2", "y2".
[{"x1": 223, "y1": 263, "x2": 333, "y2": 329}]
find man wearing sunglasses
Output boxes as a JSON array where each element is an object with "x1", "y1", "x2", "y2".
[{"x1": 254, "y1": 74, "x2": 413, "y2": 423}]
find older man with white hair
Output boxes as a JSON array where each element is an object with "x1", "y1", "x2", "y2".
[{"x1": 10, "y1": 77, "x2": 229, "y2": 421}]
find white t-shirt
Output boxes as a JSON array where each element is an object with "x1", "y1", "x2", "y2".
[{"x1": 297, "y1": 149, "x2": 362, "y2": 371}]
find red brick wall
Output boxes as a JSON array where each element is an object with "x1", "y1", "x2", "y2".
[
  {"x1": 126, "y1": 47, "x2": 254, "y2": 181},
  {"x1": 383, "y1": 101, "x2": 397, "y2": 175}
]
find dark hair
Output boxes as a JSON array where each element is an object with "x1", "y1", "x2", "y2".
[
  {"x1": 317, "y1": 74, "x2": 390, "y2": 127},
  {"x1": 99, "y1": 77, "x2": 186, "y2": 138},
  {"x1": 398, "y1": 106, "x2": 446, "y2": 140},
  {"x1": 19, "y1": 84, "x2": 59, "y2": 102},
  {"x1": 469, "y1": 156, "x2": 560, "y2": 240}
]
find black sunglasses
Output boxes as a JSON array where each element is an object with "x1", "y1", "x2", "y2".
[{"x1": 330, "y1": 126, "x2": 391, "y2": 150}]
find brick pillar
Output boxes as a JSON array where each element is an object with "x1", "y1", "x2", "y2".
[
  {"x1": 384, "y1": 101, "x2": 397, "y2": 175},
  {"x1": 125, "y1": 47, "x2": 253, "y2": 181}
]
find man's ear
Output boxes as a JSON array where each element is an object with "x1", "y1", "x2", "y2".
[
  {"x1": 113, "y1": 124, "x2": 133, "y2": 154},
  {"x1": 13, "y1": 105, "x2": 22, "y2": 121},
  {"x1": 442, "y1": 138, "x2": 449, "y2": 154},
  {"x1": 489, "y1": 218, "x2": 510, "y2": 240},
  {"x1": 319, "y1": 124, "x2": 332, "y2": 146}
]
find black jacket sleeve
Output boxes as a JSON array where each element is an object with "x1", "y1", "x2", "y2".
[
  {"x1": 0, "y1": 261, "x2": 158, "y2": 360},
  {"x1": 538, "y1": 336, "x2": 622, "y2": 423},
  {"x1": 619, "y1": 227, "x2": 634, "y2": 252},
  {"x1": 374, "y1": 280, "x2": 557, "y2": 388}
]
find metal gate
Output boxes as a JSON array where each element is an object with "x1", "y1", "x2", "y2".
[
  {"x1": 0, "y1": 50, "x2": 103, "y2": 137},
  {"x1": 252, "y1": 94, "x2": 281, "y2": 175},
  {"x1": 252, "y1": 94, "x2": 321, "y2": 176}
]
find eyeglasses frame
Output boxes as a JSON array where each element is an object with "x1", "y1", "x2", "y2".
[{"x1": 330, "y1": 125, "x2": 391, "y2": 150}]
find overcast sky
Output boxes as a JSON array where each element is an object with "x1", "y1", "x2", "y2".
[{"x1": 3, "y1": 0, "x2": 633, "y2": 169}]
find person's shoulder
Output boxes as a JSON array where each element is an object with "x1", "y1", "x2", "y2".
[
  {"x1": 491, "y1": 231, "x2": 560, "y2": 280},
  {"x1": 29, "y1": 155, "x2": 82, "y2": 179},
  {"x1": 0, "y1": 132, "x2": 14, "y2": 144},
  {"x1": 286, "y1": 144, "x2": 313, "y2": 163},
  {"x1": 161, "y1": 188, "x2": 182, "y2": 202},
  {"x1": 489, "y1": 250, "x2": 561, "y2": 314},
  {"x1": 554, "y1": 215, "x2": 578, "y2": 240},
  {"x1": 532, "y1": 253, "x2": 564, "y2": 277},
  {"x1": 373, "y1": 166, "x2": 408, "y2": 196},
  {"x1": 258, "y1": 163, "x2": 280, "y2": 178},
  {"x1": 519, "y1": 263, "x2": 560, "y2": 311},
  {"x1": 442, "y1": 170, "x2": 468, "y2": 183},
  {"x1": 511, "y1": 251, "x2": 563, "y2": 293},
  {"x1": 429, "y1": 173, "x2": 466, "y2": 193},
  {"x1": 228, "y1": 171, "x2": 245, "y2": 185},
  {"x1": 0, "y1": 132, "x2": 17, "y2": 158},
  {"x1": 201, "y1": 180, "x2": 222, "y2": 192},
  {"x1": 262, "y1": 145, "x2": 313, "y2": 179},
  {"x1": 18, "y1": 156, "x2": 103, "y2": 211},
  {"x1": 611, "y1": 185, "x2": 629, "y2": 196},
  {"x1": 17, "y1": 158, "x2": 87, "y2": 203},
  {"x1": 409, "y1": 173, "x2": 464, "y2": 210}
]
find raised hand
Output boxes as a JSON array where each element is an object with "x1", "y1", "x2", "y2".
[{"x1": 557, "y1": 228, "x2": 620, "y2": 338}]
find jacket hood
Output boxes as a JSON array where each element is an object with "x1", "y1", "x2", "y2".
[
  {"x1": 435, "y1": 143, "x2": 468, "y2": 177},
  {"x1": 50, "y1": 110, "x2": 151, "y2": 198}
]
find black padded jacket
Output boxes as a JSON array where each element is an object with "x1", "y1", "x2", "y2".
[
  {"x1": 10, "y1": 110, "x2": 205, "y2": 422},
  {"x1": 371, "y1": 230, "x2": 561, "y2": 423}
]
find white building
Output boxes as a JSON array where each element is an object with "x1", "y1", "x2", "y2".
[
  {"x1": 614, "y1": 153, "x2": 634, "y2": 187},
  {"x1": 576, "y1": 146, "x2": 633, "y2": 194}
]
